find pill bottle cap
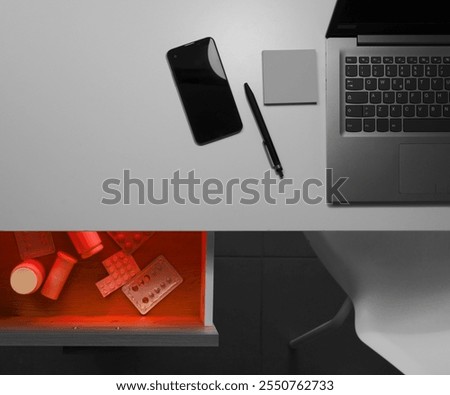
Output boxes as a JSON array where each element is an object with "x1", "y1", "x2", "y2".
[
  {"x1": 81, "y1": 243, "x2": 103, "y2": 259},
  {"x1": 56, "y1": 251, "x2": 78, "y2": 265},
  {"x1": 10, "y1": 259, "x2": 45, "y2": 295}
]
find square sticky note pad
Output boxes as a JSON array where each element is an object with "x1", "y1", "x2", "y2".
[{"x1": 262, "y1": 49, "x2": 318, "y2": 105}]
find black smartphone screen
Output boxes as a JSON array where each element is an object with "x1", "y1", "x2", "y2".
[{"x1": 167, "y1": 37, "x2": 243, "y2": 145}]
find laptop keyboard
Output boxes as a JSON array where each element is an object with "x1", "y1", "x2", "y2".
[{"x1": 344, "y1": 55, "x2": 450, "y2": 133}]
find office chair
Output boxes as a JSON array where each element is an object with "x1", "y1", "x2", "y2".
[{"x1": 296, "y1": 231, "x2": 450, "y2": 374}]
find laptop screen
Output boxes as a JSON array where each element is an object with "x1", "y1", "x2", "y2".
[{"x1": 327, "y1": 0, "x2": 450, "y2": 37}]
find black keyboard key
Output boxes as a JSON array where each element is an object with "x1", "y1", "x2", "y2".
[
  {"x1": 418, "y1": 78, "x2": 430, "y2": 90},
  {"x1": 372, "y1": 64, "x2": 384, "y2": 77},
  {"x1": 346, "y1": 56, "x2": 357, "y2": 64},
  {"x1": 437, "y1": 91, "x2": 449, "y2": 103},
  {"x1": 399, "y1": 65, "x2": 411, "y2": 77},
  {"x1": 407, "y1": 57, "x2": 418, "y2": 64},
  {"x1": 390, "y1": 105, "x2": 402, "y2": 117},
  {"x1": 423, "y1": 91, "x2": 435, "y2": 103},
  {"x1": 346, "y1": 105, "x2": 363, "y2": 117},
  {"x1": 370, "y1": 92, "x2": 382, "y2": 104},
  {"x1": 363, "y1": 118, "x2": 375, "y2": 132},
  {"x1": 346, "y1": 78, "x2": 364, "y2": 90},
  {"x1": 410, "y1": 91, "x2": 421, "y2": 104},
  {"x1": 346, "y1": 119, "x2": 362, "y2": 132},
  {"x1": 425, "y1": 65, "x2": 437, "y2": 77},
  {"x1": 416, "y1": 105, "x2": 429, "y2": 117},
  {"x1": 363, "y1": 105, "x2": 375, "y2": 117},
  {"x1": 386, "y1": 65, "x2": 398, "y2": 77},
  {"x1": 346, "y1": 92, "x2": 368, "y2": 103},
  {"x1": 444, "y1": 57, "x2": 450, "y2": 64},
  {"x1": 412, "y1": 65, "x2": 424, "y2": 77},
  {"x1": 390, "y1": 119, "x2": 402, "y2": 132},
  {"x1": 404, "y1": 119, "x2": 450, "y2": 132},
  {"x1": 439, "y1": 65, "x2": 450, "y2": 77},
  {"x1": 365, "y1": 78, "x2": 377, "y2": 90},
  {"x1": 377, "y1": 105, "x2": 388, "y2": 117},
  {"x1": 377, "y1": 119, "x2": 389, "y2": 132},
  {"x1": 446, "y1": 79, "x2": 450, "y2": 90},
  {"x1": 396, "y1": 91, "x2": 408, "y2": 103},
  {"x1": 395, "y1": 56, "x2": 406, "y2": 64},
  {"x1": 419, "y1": 56, "x2": 430, "y2": 64},
  {"x1": 405, "y1": 78, "x2": 417, "y2": 90},
  {"x1": 430, "y1": 105, "x2": 442, "y2": 117},
  {"x1": 444, "y1": 105, "x2": 450, "y2": 117},
  {"x1": 346, "y1": 65, "x2": 358, "y2": 77},
  {"x1": 378, "y1": 78, "x2": 390, "y2": 90},
  {"x1": 371, "y1": 56, "x2": 382, "y2": 64},
  {"x1": 431, "y1": 78, "x2": 443, "y2": 90},
  {"x1": 383, "y1": 91, "x2": 395, "y2": 104},
  {"x1": 359, "y1": 56, "x2": 370, "y2": 64},
  {"x1": 359, "y1": 65, "x2": 371, "y2": 77},
  {"x1": 392, "y1": 78, "x2": 404, "y2": 90},
  {"x1": 403, "y1": 105, "x2": 415, "y2": 117},
  {"x1": 383, "y1": 56, "x2": 394, "y2": 64},
  {"x1": 431, "y1": 57, "x2": 442, "y2": 64}
]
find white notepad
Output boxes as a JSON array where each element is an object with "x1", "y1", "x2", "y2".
[{"x1": 262, "y1": 49, "x2": 318, "y2": 105}]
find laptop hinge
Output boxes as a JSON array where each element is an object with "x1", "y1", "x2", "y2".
[{"x1": 358, "y1": 35, "x2": 450, "y2": 46}]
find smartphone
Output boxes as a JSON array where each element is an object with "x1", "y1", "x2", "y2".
[{"x1": 167, "y1": 37, "x2": 243, "y2": 145}]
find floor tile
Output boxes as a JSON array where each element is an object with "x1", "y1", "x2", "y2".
[
  {"x1": 263, "y1": 232, "x2": 316, "y2": 257},
  {"x1": 215, "y1": 232, "x2": 264, "y2": 257}
]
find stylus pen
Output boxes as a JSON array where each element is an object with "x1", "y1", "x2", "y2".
[{"x1": 244, "y1": 83, "x2": 284, "y2": 179}]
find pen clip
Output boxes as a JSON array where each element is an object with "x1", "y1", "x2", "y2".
[{"x1": 262, "y1": 141, "x2": 275, "y2": 169}]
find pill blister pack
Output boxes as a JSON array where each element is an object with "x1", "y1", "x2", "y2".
[
  {"x1": 122, "y1": 255, "x2": 183, "y2": 315},
  {"x1": 108, "y1": 232, "x2": 155, "y2": 254},
  {"x1": 14, "y1": 232, "x2": 55, "y2": 260},
  {"x1": 96, "y1": 251, "x2": 141, "y2": 297}
]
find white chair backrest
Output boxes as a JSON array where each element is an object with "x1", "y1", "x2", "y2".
[{"x1": 305, "y1": 231, "x2": 450, "y2": 374}]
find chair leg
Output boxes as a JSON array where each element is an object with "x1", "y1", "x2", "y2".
[{"x1": 289, "y1": 297, "x2": 353, "y2": 349}]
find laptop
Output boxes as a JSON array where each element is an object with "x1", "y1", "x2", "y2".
[{"x1": 326, "y1": 0, "x2": 450, "y2": 203}]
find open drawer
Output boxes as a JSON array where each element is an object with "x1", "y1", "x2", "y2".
[{"x1": 0, "y1": 231, "x2": 216, "y2": 346}]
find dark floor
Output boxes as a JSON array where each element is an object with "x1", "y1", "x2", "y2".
[{"x1": 0, "y1": 232, "x2": 401, "y2": 374}]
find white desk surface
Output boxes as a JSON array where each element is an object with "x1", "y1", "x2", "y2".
[{"x1": 1, "y1": 0, "x2": 450, "y2": 230}]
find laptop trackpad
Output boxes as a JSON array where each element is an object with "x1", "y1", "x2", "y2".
[{"x1": 399, "y1": 144, "x2": 450, "y2": 194}]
